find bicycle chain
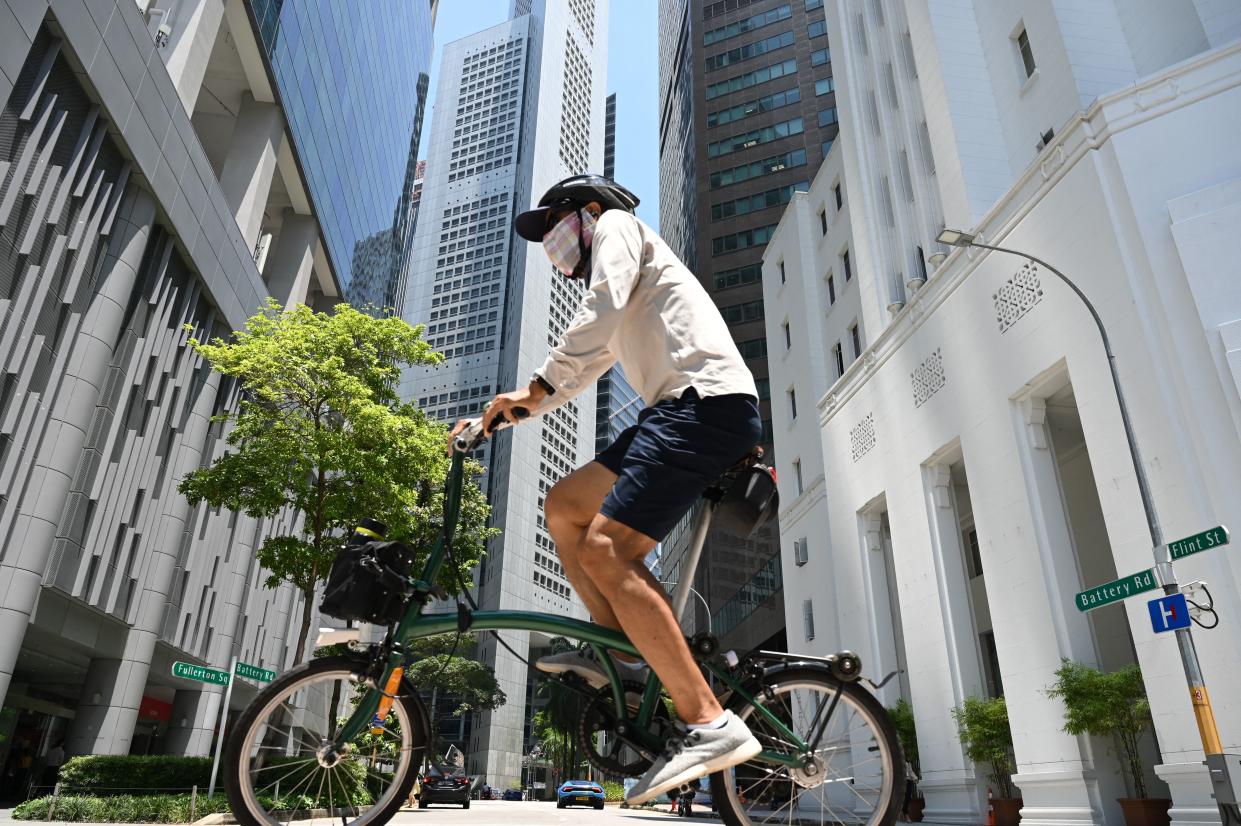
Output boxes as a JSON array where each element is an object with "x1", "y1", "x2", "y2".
[{"x1": 576, "y1": 681, "x2": 673, "y2": 777}]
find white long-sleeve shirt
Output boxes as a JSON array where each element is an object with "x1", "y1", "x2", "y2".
[{"x1": 533, "y1": 210, "x2": 758, "y2": 414}]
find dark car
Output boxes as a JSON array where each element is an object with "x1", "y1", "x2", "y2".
[
  {"x1": 557, "y1": 780, "x2": 605, "y2": 810},
  {"x1": 502, "y1": 788, "x2": 524, "y2": 801},
  {"x1": 417, "y1": 766, "x2": 471, "y2": 809}
]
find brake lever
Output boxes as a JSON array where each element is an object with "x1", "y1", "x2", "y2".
[{"x1": 452, "y1": 406, "x2": 529, "y2": 453}]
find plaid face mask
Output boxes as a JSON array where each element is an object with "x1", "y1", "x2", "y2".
[{"x1": 542, "y1": 209, "x2": 597, "y2": 276}]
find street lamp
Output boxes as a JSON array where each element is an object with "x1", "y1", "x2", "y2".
[
  {"x1": 935, "y1": 228, "x2": 1229, "y2": 798},
  {"x1": 661, "y1": 580, "x2": 712, "y2": 634}
]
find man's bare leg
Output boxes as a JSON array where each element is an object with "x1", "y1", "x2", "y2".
[
  {"x1": 578, "y1": 514, "x2": 720, "y2": 725},
  {"x1": 543, "y1": 462, "x2": 623, "y2": 630}
]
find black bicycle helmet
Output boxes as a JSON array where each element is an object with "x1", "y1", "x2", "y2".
[{"x1": 514, "y1": 174, "x2": 640, "y2": 241}]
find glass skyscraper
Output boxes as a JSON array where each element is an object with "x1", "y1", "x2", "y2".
[{"x1": 246, "y1": 0, "x2": 434, "y2": 308}]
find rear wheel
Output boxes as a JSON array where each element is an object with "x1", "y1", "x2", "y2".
[
  {"x1": 224, "y1": 655, "x2": 428, "y2": 826},
  {"x1": 710, "y1": 667, "x2": 901, "y2": 826}
]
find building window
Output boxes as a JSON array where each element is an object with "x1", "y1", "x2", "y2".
[
  {"x1": 779, "y1": 259, "x2": 786, "y2": 283},
  {"x1": 720, "y1": 298, "x2": 765, "y2": 325},
  {"x1": 808, "y1": 19, "x2": 827, "y2": 37},
  {"x1": 739, "y1": 338, "x2": 768, "y2": 359},
  {"x1": 703, "y1": 4, "x2": 793, "y2": 47},
  {"x1": 815, "y1": 77, "x2": 835, "y2": 96},
  {"x1": 821, "y1": 139, "x2": 834, "y2": 157},
  {"x1": 715, "y1": 262, "x2": 763, "y2": 289},
  {"x1": 803, "y1": 599, "x2": 815, "y2": 640},
  {"x1": 827, "y1": 274, "x2": 836, "y2": 304},
  {"x1": 916, "y1": 245, "x2": 928, "y2": 281},
  {"x1": 832, "y1": 342, "x2": 844, "y2": 378},
  {"x1": 708, "y1": 86, "x2": 802, "y2": 129},
  {"x1": 705, "y1": 58, "x2": 798, "y2": 101},
  {"x1": 712, "y1": 223, "x2": 780, "y2": 256},
  {"x1": 755, "y1": 377, "x2": 771, "y2": 399},
  {"x1": 710, "y1": 148, "x2": 808, "y2": 190},
  {"x1": 782, "y1": 320, "x2": 791, "y2": 349},
  {"x1": 819, "y1": 208, "x2": 827, "y2": 235},
  {"x1": 842, "y1": 248, "x2": 852, "y2": 281},
  {"x1": 706, "y1": 29, "x2": 796, "y2": 72},
  {"x1": 707, "y1": 116, "x2": 805, "y2": 159},
  {"x1": 1037, "y1": 127, "x2": 1055, "y2": 151},
  {"x1": 793, "y1": 537, "x2": 809, "y2": 566},
  {"x1": 811, "y1": 47, "x2": 830, "y2": 66},
  {"x1": 711, "y1": 181, "x2": 808, "y2": 221},
  {"x1": 789, "y1": 387, "x2": 798, "y2": 419},
  {"x1": 834, "y1": 182, "x2": 843, "y2": 209},
  {"x1": 818, "y1": 107, "x2": 838, "y2": 128},
  {"x1": 1015, "y1": 26, "x2": 1036, "y2": 78},
  {"x1": 850, "y1": 322, "x2": 862, "y2": 358},
  {"x1": 793, "y1": 458, "x2": 804, "y2": 494}
]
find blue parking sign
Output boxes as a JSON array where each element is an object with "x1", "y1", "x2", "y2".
[{"x1": 1148, "y1": 593, "x2": 1191, "y2": 633}]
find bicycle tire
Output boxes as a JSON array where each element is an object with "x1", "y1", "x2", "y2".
[
  {"x1": 711, "y1": 666, "x2": 902, "y2": 826},
  {"x1": 224, "y1": 654, "x2": 428, "y2": 826}
]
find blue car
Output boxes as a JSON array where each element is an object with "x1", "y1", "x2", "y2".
[{"x1": 557, "y1": 780, "x2": 605, "y2": 809}]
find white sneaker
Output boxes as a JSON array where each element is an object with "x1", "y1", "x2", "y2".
[{"x1": 624, "y1": 712, "x2": 761, "y2": 806}]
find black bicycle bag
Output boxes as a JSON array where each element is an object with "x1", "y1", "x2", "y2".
[
  {"x1": 320, "y1": 539, "x2": 417, "y2": 625},
  {"x1": 714, "y1": 463, "x2": 779, "y2": 537}
]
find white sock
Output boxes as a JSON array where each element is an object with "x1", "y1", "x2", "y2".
[
  {"x1": 687, "y1": 711, "x2": 730, "y2": 731},
  {"x1": 614, "y1": 656, "x2": 646, "y2": 670}
]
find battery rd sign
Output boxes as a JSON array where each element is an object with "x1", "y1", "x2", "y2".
[{"x1": 1076, "y1": 568, "x2": 1158, "y2": 612}]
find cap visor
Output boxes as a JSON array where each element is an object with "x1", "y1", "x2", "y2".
[{"x1": 515, "y1": 207, "x2": 552, "y2": 241}]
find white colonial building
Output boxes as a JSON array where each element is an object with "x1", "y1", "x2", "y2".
[{"x1": 763, "y1": 2, "x2": 1241, "y2": 825}]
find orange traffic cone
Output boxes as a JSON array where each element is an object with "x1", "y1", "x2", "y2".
[{"x1": 986, "y1": 786, "x2": 996, "y2": 826}]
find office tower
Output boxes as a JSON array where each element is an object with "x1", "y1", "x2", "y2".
[
  {"x1": 246, "y1": 1, "x2": 433, "y2": 312},
  {"x1": 400, "y1": 0, "x2": 609, "y2": 788},
  {"x1": 761, "y1": 2, "x2": 1241, "y2": 823},
  {"x1": 657, "y1": 0, "x2": 840, "y2": 655},
  {"x1": 0, "y1": 0, "x2": 433, "y2": 780}
]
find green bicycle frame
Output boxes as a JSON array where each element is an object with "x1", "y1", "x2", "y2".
[{"x1": 334, "y1": 450, "x2": 810, "y2": 768}]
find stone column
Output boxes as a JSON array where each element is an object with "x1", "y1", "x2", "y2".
[
  {"x1": 263, "y1": 210, "x2": 317, "y2": 306},
  {"x1": 218, "y1": 93, "x2": 283, "y2": 251},
  {"x1": 966, "y1": 417, "x2": 1107, "y2": 826},
  {"x1": 907, "y1": 463, "x2": 987, "y2": 825},
  {"x1": 0, "y1": 186, "x2": 156, "y2": 704},
  {"x1": 63, "y1": 370, "x2": 222, "y2": 754},
  {"x1": 153, "y1": 0, "x2": 227, "y2": 114},
  {"x1": 166, "y1": 687, "x2": 222, "y2": 756}
]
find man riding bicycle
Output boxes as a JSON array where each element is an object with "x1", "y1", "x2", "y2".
[{"x1": 456, "y1": 174, "x2": 763, "y2": 805}]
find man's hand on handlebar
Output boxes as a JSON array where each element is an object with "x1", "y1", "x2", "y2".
[
  {"x1": 482, "y1": 384, "x2": 545, "y2": 434},
  {"x1": 446, "y1": 380, "x2": 547, "y2": 453}
]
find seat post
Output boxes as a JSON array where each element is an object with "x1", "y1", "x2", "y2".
[{"x1": 670, "y1": 503, "x2": 715, "y2": 625}]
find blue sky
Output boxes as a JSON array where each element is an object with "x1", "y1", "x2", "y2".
[{"x1": 419, "y1": 1, "x2": 661, "y2": 230}]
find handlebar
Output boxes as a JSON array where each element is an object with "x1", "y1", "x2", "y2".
[{"x1": 452, "y1": 406, "x2": 530, "y2": 453}]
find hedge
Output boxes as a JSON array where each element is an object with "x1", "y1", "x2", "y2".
[
  {"x1": 12, "y1": 793, "x2": 231, "y2": 823},
  {"x1": 601, "y1": 781, "x2": 625, "y2": 802},
  {"x1": 56, "y1": 756, "x2": 213, "y2": 794}
]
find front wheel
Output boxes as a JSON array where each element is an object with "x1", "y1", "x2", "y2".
[
  {"x1": 710, "y1": 667, "x2": 902, "y2": 826},
  {"x1": 224, "y1": 654, "x2": 428, "y2": 826}
]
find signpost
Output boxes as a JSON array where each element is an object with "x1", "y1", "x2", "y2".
[
  {"x1": 171, "y1": 661, "x2": 231, "y2": 686},
  {"x1": 1074, "y1": 568, "x2": 1158, "y2": 612},
  {"x1": 1148, "y1": 594, "x2": 1192, "y2": 634},
  {"x1": 206, "y1": 656, "x2": 238, "y2": 799}
]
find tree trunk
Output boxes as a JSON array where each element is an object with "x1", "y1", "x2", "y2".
[{"x1": 294, "y1": 587, "x2": 315, "y2": 664}]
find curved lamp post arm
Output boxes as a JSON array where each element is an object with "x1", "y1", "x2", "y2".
[{"x1": 963, "y1": 240, "x2": 1163, "y2": 548}]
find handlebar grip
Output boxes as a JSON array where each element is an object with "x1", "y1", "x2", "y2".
[
  {"x1": 488, "y1": 406, "x2": 529, "y2": 432},
  {"x1": 453, "y1": 406, "x2": 531, "y2": 454}
]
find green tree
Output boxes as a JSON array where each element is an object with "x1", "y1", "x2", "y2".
[
  {"x1": 404, "y1": 634, "x2": 506, "y2": 753},
  {"x1": 951, "y1": 696, "x2": 1015, "y2": 798},
  {"x1": 1045, "y1": 660, "x2": 1153, "y2": 798},
  {"x1": 179, "y1": 301, "x2": 492, "y2": 662},
  {"x1": 889, "y1": 697, "x2": 919, "y2": 772},
  {"x1": 533, "y1": 638, "x2": 589, "y2": 784}
]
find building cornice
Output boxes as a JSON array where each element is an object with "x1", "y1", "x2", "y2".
[{"x1": 817, "y1": 41, "x2": 1241, "y2": 427}]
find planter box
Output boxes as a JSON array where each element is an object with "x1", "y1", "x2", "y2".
[
  {"x1": 1118, "y1": 798, "x2": 1172, "y2": 826},
  {"x1": 993, "y1": 797, "x2": 1023, "y2": 826}
]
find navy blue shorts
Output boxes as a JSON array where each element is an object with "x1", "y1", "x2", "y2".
[{"x1": 594, "y1": 388, "x2": 762, "y2": 541}]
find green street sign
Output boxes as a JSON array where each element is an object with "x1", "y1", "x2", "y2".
[
  {"x1": 172, "y1": 661, "x2": 231, "y2": 686},
  {"x1": 1166, "y1": 525, "x2": 1229, "y2": 561},
  {"x1": 1076, "y1": 568, "x2": 1159, "y2": 612},
  {"x1": 235, "y1": 662, "x2": 276, "y2": 683}
]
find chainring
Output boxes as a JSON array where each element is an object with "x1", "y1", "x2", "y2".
[{"x1": 576, "y1": 681, "x2": 672, "y2": 777}]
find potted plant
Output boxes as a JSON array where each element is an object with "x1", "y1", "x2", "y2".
[
  {"x1": 889, "y1": 699, "x2": 925, "y2": 822},
  {"x1": 952, "y1": 696, "x2": 1021, "y2": 826},
  {"x1": 1046, "y1": 660, "x2": 1170, "y2": 826}
]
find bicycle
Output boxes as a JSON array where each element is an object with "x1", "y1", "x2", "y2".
[{"x1": 222, "y1": 411, "x2": 903, "y2": 826}]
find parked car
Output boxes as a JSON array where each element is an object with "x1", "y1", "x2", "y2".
[
  {"x1": 557, "y1": 780, "x2": 605, "y2": 810},
  {"x1": 417, "y1": 766, "x2": 471, "y2": 809},
  {"x1": 502, "y1": 788, "x2": 524, "y2": 801}
]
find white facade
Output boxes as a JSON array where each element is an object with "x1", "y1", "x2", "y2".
[
  {"x1": 764, "y1": 3, "x2": 1241, "y2": 826},
  {"x1": 400, "y1": 0, "x2": 609, "y2": 788}
]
